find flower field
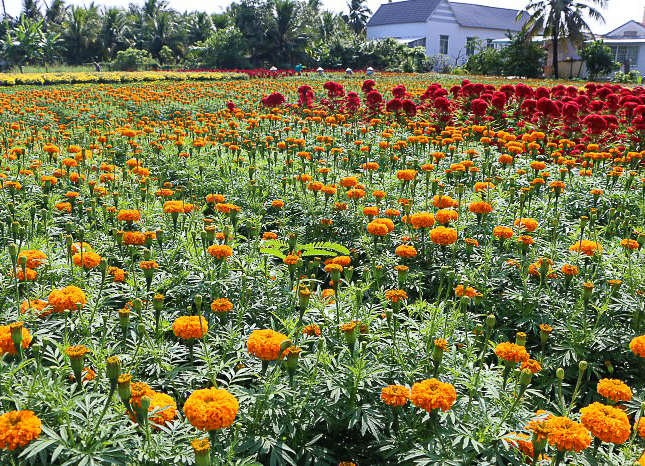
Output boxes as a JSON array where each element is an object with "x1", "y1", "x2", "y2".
[{"x1": 1, "y1": 73, "x2": 645, "y2": 465}]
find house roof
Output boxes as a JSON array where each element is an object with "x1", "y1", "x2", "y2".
[
  {"x1": 604, "y1": 20, "x2": 645, "y2": 38},
  {"x1": 367, "y1": 0, "x2": 440, "y2": 27},
  {"x1": 450, "y1": 2, "x2": 527, "y2": 31},
  {"x1": 367, "y1": 0, "x2": 526, "y2": 31}
]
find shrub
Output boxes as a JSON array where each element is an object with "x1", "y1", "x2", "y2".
[
  {"x1": 110, "y1": 48, "x2": 159, "y2": 71},
  {"x1": 580, "y1": 41, "x2": 620, "y2": 80}
]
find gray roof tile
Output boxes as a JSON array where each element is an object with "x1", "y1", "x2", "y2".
[
  {"x1": 367, "y1": 0, "x2": 440, "y2": 27},
  {"x1": 450, "y1": 2, "x2": 527, "y2": 31}
]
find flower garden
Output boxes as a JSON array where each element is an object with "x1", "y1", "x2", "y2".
[{"x1": 1, "y1": 72, "x2": 645, "y2": 465}]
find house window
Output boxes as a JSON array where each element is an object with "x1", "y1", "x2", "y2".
[
  {"x1": 610, "y1": 45, "x2": 639, "y2": 66},
  {"x1": 487, "y1": 39, "x2": 494, "y2": 48},
  {"x1": 623, "y1": 30, "x2": 638, "y2": 37},
  {"x1": 439, "y1": 35, "x2": 449, "y2": 55},
  {"x1": 466, "y1": 37, "x2": 477, "y2": 56}
]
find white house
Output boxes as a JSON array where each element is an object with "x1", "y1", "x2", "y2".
[
  {"x1": 598, "y1": 19, "x2": 645, "y2": 77},
  {"x1": 366, "y1": 0, "x2": 528, "y2": 66}
]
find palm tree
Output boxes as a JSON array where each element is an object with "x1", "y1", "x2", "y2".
[
  {"x1": 22, "y1": 0, "x2": 42, "y2": 19},
  {"x1": 99, "y1": 7, "x2": 130, "y2": 60},
  {"x1": 44, "y1": 0, "x2": 67, "y2": 25},
  {"x1": 522, "y1": 0, "x2": 606, "y2": 78},
  {"x1": 187, "y1": 12, "x2": 212, "y2": 43},
  {"x1": 63, "y1": 5, "x2": 100, "y2": 63},
  {"x1": 344, "y1": 0, "x2": 370, "y2": 35}
]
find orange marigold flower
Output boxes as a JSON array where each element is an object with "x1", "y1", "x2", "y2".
[
  {"x1": 597, "y1": 378, "x2": 632, "y2": 403},
  {"x1": 473, "y1": 181, "x2": 495, "y2": 192},
  {"x1": 630, "y1": 335, "x2": 645, "y2": 358},
  {"x1": 468, "y1": 201, "x2": 492, "y2": 215},
  {"x1": 183, "y1": 388, "x2": 238, "y2": 431},
  {"x1": 429, "y1": 226, "x2": 458, "y2": 246},
  {"x1": 122, "y1": 231, "x2": 145, "y2": 246},
  {"x1": 409, "y1": 212, "x2": 434, "y2": 229},
  {"x1": 435, "y1": 209, "x2": 459, "y2": 225},
  {"x1": 55, "y1": 202, "x2": 72, "y2": 213},
  {"x1": 16, "y1": 250, "x2": 47, "y2": 269},
  {"x1": 246, "y1": 329, "x2": 289, "y2": 361},
  {"x1": 495, "y1": 342, "x2": 529, "y2": 364},
  {"x1": 172, "y1": 316, "x2": 208, "y2": 340},
  {"x1": 0, "y1": 410, "x2": 41, "y2": 451},
  {"x1": 526, "y1": 410, "x2": 554, "y2": 441},
  {"x1": 207, "y1": 244, "x2": 232, "y2": 260},
  {"x1": 271, "y1": 199, "x2": 284, "y2": 208},
  {"x1": 395, "y1": 244, "x2": 417, "y2": 258},
  {"x1": 545, "y1": 416, "x2": 591, "y2": 453},
  {"x1": 332, "y1": 256, "x2": 351, "y2": 267},
  {"x1": 206, "y1": 194, "x2": 225, "y2": 204},
  {"x1": 324, "y1": 263, "x2": 343, "y2": 274},
  {"x1": 493, "y1": 226, "x2": 513, "y2": 239},
  {"x1": 366, "y1": 221, "x2": 389, "y2": 236},
  {"x1": 380, "y1": 385, "x2": 410, "y2": 407},
  {"x1": 569, "y1": 240, "x2": 602, "y2": 256},
  {"x1": 0, "y1": 324, "x2": 31, "y2": 354},
  {"x1": 117, "y1": 209, "x2": 140, "y2": 222},
  {"x1": 520, "y1": 358, "x2": 542, "y2": 374},
  {"x1": 454, "y1": 285, "x2": 476, "y2": 298},
  {"x1": 514, "y1": 218, "x2": 538, "y2": 232},
  {"x1": 302, "y1": 324, "x2": 321, "y2": 336},
  {"x1": 432, "y1": 195, "x2": 456, "y2": 208},
  {"x1": 72, "y1": 251, "x2": 101, "y2": 269},
  {"x1": 283, "y1": 255, "x2": 299, "y2": 266},
  {"x1": 560, "y1": 264, "x2": 579, "y2": 276},
  {"x1": 579, "y1": 402, "x2": 630, "y2": 444},
  {"x1": 71, "y1": 242, "x2": 92, "y2": 255},
  {"x1": 48, "y1": 285, "x2": 86, "y2": 313},
  {"x1": 506, "y1": 432, "x2": 534, "y2": 460},
  {"x1": 410, "y1": 378, "x2": 456, "y2": 412},
  {"x1": 396, "y1": 169, "x2": 417, "y2": 181},
  {"x1": 138, "y1": 260, "x2": 159, "y2": 270},
  {"x1": 384, "y1": 289, "x2": 408, "y2": 303},
  {"x1": 108, "y1": 267, "x2": 125, "y2": 283},
  {"x1": 620, "y1": 238, "x2": 639, "y2": 251},
  {"x1": 362, "y1": 206, "x2": 378, "y2": 217},
  {"x1": 19, "y1": 299, "x2": 50, "y2": 318},
  {"x1": 211, "y1": 298, "x2": 233, "y2": 313}
]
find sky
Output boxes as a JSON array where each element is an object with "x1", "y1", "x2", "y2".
[{"x1": 3, "y1": 0, "x2": 643, "y2": 35}]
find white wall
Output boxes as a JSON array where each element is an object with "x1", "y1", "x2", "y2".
[{"x1": 366, "y1": 0, "x2": 519, "y2": 67}]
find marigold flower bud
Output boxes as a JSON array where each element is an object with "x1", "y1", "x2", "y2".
[
  {"x1": 520, "y1": 369, "x2": 533, "y2": 386},
  {"x1": 556, "y1": 368, "x2": 565, "y2": 380},
  {"x1": 579, "y1": 360, "x2": 588, "y2": 374},
  {"x1": 106, "y1": 356, "x2": 121, "y2": 381},
  {"x1": 118, "y1": 374, "x2": 131, "y2": 402},
  {"x1": 486, "y1": 314, "x2": 496, "y2": 329}
]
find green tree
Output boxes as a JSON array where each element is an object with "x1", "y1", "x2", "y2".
[
  {"x1": 522, "y1": 0, "x2": 606, "y2": 78},
  {"x1": 22, "y1": 0, "x2": 42, "y2": 19},
  {"x1": 190, "y1": 26, "x2": 248, "y2": 69},
  {"x1": 98, "y1": 7, "x2": 130, "y2": 60},
  {"x1": 0, "y1": 14, "x2": 62, "y2": 71},
  {"x1": 343, "y1": 0, "x2": 370, "y2": 35},
  {"x1": 580, "y1": 40, "x2": 619, "y2": 80},
  {"x1": 63, "y1": 5, "x2": 100, "y2": 63},
  {"x1": 501, "y1": 26, "x2": 546, "y2": 78}
]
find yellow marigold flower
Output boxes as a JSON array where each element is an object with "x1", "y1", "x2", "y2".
[
  {"x1": 172, "y1": 316, "x2": 208, "y2": 340},
  {"x1": 597, "y1": 378, "x2": 632, "y2": 403},
  {"x1": 246, "y1": 329, "x2": 289, "y2": 361},
  {"x1": 0, "y1": 410, "x2": 41, "y2": 451},
  {"x1": 410, "y1": 378, "x2": 456, "y2": 412},
  {"x1": 380, "y1": 385, "x2": 410, "y2": 407},
  {"x1": 579, "y1": 402, "x2": 630, "y2": 444}
]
